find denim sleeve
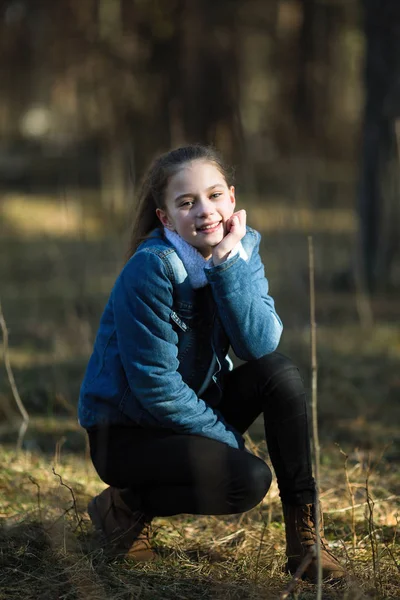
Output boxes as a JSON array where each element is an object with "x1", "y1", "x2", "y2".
[
  {"x1": 112, "y1": 250, "x2": 244, "y2": 450},
  {"x1": 205, "y1": 231, "x2": 283, "y2": 360}
]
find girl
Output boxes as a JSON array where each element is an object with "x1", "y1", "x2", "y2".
[{"x1": 79, "y1": 145, "x2": 345, "y2": 581}]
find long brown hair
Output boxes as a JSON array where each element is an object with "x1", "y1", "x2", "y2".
[{"x1": 126, "y1": 144, "x2": 234, "y2": 259}]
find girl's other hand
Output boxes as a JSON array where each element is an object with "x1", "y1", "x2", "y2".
[{"x1": 212, "y1": 209, "x2": 247, "y2": 266}]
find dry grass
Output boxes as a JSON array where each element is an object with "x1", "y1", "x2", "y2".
[
  {"x1": 0, "y1": 191, "x2": 399, "y2": 598},
  {"x1": 0, "y1": 441, "x2": 399, "y2": 600}
]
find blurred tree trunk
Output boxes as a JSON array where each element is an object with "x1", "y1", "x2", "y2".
[
  {"x1": 275, "y1": 0, "x2": 347, "y2": 158},
  {"x1": 358, "y1": 0, "x2": 400, "y2": 292},
  {"x1": 97, "y1": 0, "x2": 128, "y2": 213},
  {"x1": 180, "y1": 0, "x2": 244, "y2": 164},
  {"x1": 127, "y1": 0, "x2": 244, "y2": 170},
  {"x1": 0, "y1": 1, "x2": 33, "y2": 136}
]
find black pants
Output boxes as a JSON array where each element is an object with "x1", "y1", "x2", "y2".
[{"x1": 88, "y1": 353, "x2": 316, "y2": 517}]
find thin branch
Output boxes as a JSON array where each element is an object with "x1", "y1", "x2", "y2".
[
  {"x1": 366, "y1": 458, "x2": 383, "y2": 596},
  {"x1": 339, "y1": 447, "x2": 357, "y2": 551},
  {"x1": 254, "y1": 520, "x2": 268, "y2": 585},
  {"x1": 279, "y1": 546, "x2": 316, "y2": 600},
  {"x1": 383, "y1": 541, "x2": 400, "y2": 574},
  {"x1": 52, "y1": 468, "x2": 83, "y2": 535},
  {"x1": 54, "y1": 436, "x2": 67, "y2": 468},
  {"x1": 0, "y1": 299, "x2": 29, "y2": 451},
  {"x1": 308, "y1": 235, "x2": 322, "y2": 599},
  {"x1": 28, "y1": 476, "x2": 43, "y2": 522},
  {"x1": 326, "y1": 495, "x2": 399, "y2": 514}
]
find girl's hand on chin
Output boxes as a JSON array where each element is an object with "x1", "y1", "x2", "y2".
[{"x1": 212, "y1": 209, "x2": 247, "y2": 266}]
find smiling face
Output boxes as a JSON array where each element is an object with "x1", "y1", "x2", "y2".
[{"x1": 156, "y1": 160, "x2": 236, "y2": 259}]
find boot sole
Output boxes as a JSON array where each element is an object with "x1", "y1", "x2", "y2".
[{"x1": 286, "y1": 560, "x2": 346, "y2": 583}]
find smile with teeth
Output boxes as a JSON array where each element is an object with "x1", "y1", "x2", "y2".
[{"x1": 197, "y1": 221, "x2": 222, "y2": 233}]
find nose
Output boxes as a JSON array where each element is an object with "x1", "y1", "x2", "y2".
[{"x1": 196, "y1": 196, "x2": 215, "y2": 217}]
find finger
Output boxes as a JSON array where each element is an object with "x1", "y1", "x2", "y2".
[
  {"x1": 229, "y1": 215, "x2": 239, "y2": 231},
  {"x1": 226, "y1": 214, "x2": 237, "y2": 232},
  {"x1": 237, "y1": 209, "x2": 246, "y2": 227},
  {"x1": 231, "y1": 210, "x2": 246, "y2": 228}
]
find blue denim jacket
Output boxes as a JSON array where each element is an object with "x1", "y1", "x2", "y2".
[{"x1": 78, "y1": 226, "x2": 283, "y2": 449}]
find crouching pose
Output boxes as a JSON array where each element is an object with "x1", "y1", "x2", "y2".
[{"x1": 78, "y1": 145, "x2": 345, "y2": 582}]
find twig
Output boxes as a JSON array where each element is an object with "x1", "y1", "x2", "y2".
[
  {"x1": 383, "y1": 541, "x2": 400, "y2": 574},
  {"x1": 325, "y1": 495, "x2": 399, "y2": 514},
  {"x1": 54, "y1": 436, "x2": 67, "y2": 468},
  {"x1": 29, "y1": 476, "x2": 42, "y2": 523},
  {"x1": 212, "y1": 529, "x2": 246, "y2": 546},
  {"x1": 43, "y1": 505, "x2": 75, "y2": 533},
  {"x1": 392, "y1": 513, "x2": 399, "y2": 548},
  {"x1": 279, "y1": 546, "x2": 316, "y2": 600},
  {"x1": 365, "y1": 456, "x2": 382, "y2": 597},
  {"x1": 339, "y1": 447, "x2": 357, "y2": 551},
  {"x1": 52, "y1": 468, "x2": 83, "y2": 535},
  {"x1": 0, "y1": 299, "x2": 29, "y2": 451},
  {"x1": 308, "y1": 235, "x2": 322, "y2": 599},
  {"x1": 254, "y1": 519, "x2": 268, "y2": 585}
]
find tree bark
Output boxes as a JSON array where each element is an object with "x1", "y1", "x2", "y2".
[{"x1": 358, "y1": 0, "x2": 400, "y2": 291}]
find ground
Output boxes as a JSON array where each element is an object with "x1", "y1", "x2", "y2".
[{"x1": 0, "y1": 191, "x2": 399, "y2": 599}]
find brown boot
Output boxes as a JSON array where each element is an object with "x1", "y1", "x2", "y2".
[
  {"x1": 283, "y1": 503, "x2": 346, "y2": 582},
  {"x1": 88, "y1": 486, "x2": 155, "y2": 561}
]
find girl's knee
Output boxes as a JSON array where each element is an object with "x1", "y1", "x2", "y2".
[
  {"x1": 235, "y1": 457, "x2": 272, "y2": 513},
  {"x1": 256, "y1": 352, "x2": 299, "y2": 375},
  {"x1": 251, "y1": 353, "x2": 306, "y2": 414},
  {"x1": 252, "y1": 352, "x2": 304, "y2": 392}
]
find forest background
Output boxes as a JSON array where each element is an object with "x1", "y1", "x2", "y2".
[{"x1": 0, "y1": 1, "x2": 399, "y2": 599}]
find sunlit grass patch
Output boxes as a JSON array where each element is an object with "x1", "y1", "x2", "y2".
[
  {"x1": 248, "y1": 203, "x2": 357, "y2": 234},
  {"x1": 0, "y1": 193, "x2": 103, "y2": 239},
  {"x1": 0, "y1": 443, "x2": 399, "y2": 599},
  {"x1": 283, "y1": 322, "x2": 400, "y2": 359}
]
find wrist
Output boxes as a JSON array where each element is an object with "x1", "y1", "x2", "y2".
[
  {"x1": 212, "y1": 250, "x2": 231, "y2": 266},
  {"x1": 212, "y1": 240, "x2": 247, "y2": 266}
]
